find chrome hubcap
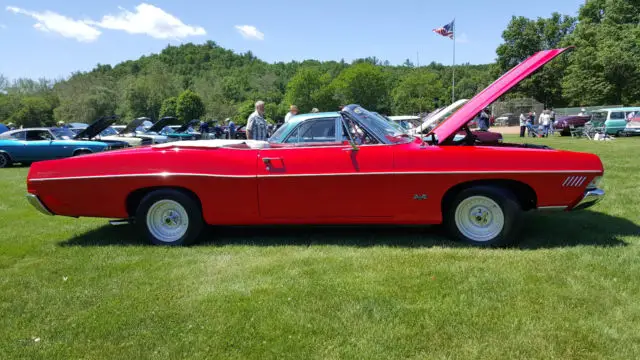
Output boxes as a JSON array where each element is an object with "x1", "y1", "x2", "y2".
[
  {"x1": 454, "y1": 196, "x2": 504, "y2": 242},
  {"x1": 146, "y1": 200, "x2": 189, "y2": 243}
]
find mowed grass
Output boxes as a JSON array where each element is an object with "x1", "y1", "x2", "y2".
[{"x1": 1, "y1": 135, "x2": 640, "y2": 359}]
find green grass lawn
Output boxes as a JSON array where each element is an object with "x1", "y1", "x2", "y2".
[{"x1": 1, "y1": 135, "x2": 640, "y2": 359}]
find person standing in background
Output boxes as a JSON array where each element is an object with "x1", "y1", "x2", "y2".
[
  {"x1": 199, "y1": 121, "x2": 210, "y2": 140},
  {"x1": 284, "y1": 105, "x2": 298, "y2": 123},
  {"x1": 519, "y1": 112, "x2": 527, "y2": 137},
  {"x1": 540, "y1": 110, "x2": 551, "y2": 137},
  {"x1": 247, "y1": 100, "x2": 268, "y2": 141},
  {"x1": 226, "y1": 118, "x2": 236, "y2": 139},
  {"x1": 477, "y1": 109, "x2": 490, "y2": 131}
]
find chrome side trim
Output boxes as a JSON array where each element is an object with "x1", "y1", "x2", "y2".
[
  {"x1": 573, "y1": 188, "x2": 605, "y2": 211},
  {"x1": 26, "y1": 194, "x2": 54, "y2": 216},
  {"x1": 28, "y1": 170, "x2": 604, "y2": 182},
  {"x1": 537, "y1": 206, "x2": 568, "y2": 211},
  {"x1": 109, "y1": 219, "x2": 131, "y2": 226}
]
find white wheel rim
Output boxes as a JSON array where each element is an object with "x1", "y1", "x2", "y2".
[
  {"x1": 0, "y1": 155, "x2": 6, "y2": 168},
  {"x1": 454, "y1": 196, "x2": 505, "y2": 242},
  {"x1": 146, "y1": 200, "x2": 189, "y2": 243}
]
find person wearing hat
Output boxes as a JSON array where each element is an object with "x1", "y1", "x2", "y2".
[{"x1": 284, "y1": 105, "x2": 299, "y2": 123}]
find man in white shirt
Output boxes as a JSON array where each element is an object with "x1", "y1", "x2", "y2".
[
  {"x1": 284, "y1": 105, "x2": 299, "y2": 123},
  {"x1": 519, "y1": 113, "x2": 527, "y2": 137},
  {"x1": 540, "y1": 109, "x2": 551, "y2": 137}
]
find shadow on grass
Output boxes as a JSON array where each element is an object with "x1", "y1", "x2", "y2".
[{"x1": 59, "y1": 210, "x2": 638, "y2": 250}]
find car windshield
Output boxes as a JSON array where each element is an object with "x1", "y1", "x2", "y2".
[
  {"x1": 268, "y1": 121, "x2": 297, "y2": 143},
  {"x1": 50, "y1": 127, "x2": 75, "y2": 140},
  {"x1": 346, "y1": 106, "x2": 413, "y2": 144},
  {"x1": 100, "y1": 127, "x2": 118, "y2": 136},
  {"x1": 162, "y1": 126, "x2": 176, "y2": 134}
]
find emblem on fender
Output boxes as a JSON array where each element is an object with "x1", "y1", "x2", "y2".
[{"x1": 413, "y1": 194, "x2": 428, "y2": 200}]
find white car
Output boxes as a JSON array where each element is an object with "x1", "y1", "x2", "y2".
[{"x1": 114, "y1": 117, "x2": 169, "y2": 145}]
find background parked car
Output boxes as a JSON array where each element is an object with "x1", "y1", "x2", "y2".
[
  {"x1": 591, "y1": 107, "x2": 640, "y2": 136},
  {"x1": 111, "y1": 117, "x2": 168, "y2": 146},
  {"x1": 0, "y1": 123, "x2": 8, "y2": 134},
  {"x1": 623, "y1": 113, "x2": 640, "y2": 136},
  {"x1": 553, "y1": 115, "x2": 592, "y2": 136},
  {"x1": 235, "y1": 126, "x2": 247, "y2": 139},
  {"x1": 0, "y1": 128, "x2": 109, "y2": 168},
  {"x1": 68, "y1": 116, "x2": 131, "y2": 150}
]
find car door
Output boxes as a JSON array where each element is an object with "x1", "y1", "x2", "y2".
[
  {"x1": 257, "y1": 116, "x2": 395, "y2": 220},
  {"x1": 23, "y1": 130, "x2": 67, "y2": 161},
  {"x1": 606, "y1": 111, "x2": 626, "y2": 134}
]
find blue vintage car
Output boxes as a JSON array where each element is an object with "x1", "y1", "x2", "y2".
[{"x1": 0, "y1": 127, "x2": 110, "y2": 168}]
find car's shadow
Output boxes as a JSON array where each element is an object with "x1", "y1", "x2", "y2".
[{"x1": 59, "y1": 210, "x2": 638, "y2": 250}]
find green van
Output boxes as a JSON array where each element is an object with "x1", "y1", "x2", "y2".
[{"x1": 590, "y1": 107, "x2": 640, "y2": 136}]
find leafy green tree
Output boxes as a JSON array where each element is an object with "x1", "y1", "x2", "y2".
[
  {"x1": 283, "y1": 68, "x2": 336, "y2": 113},
  {"x1": 392, "y1": 71, "x2": 445, "y2": 114},
  {"x1": 176, "y1": 89, "x2": 206, "y2": 121},
  {"x1": 496, "y1": 12, "x2": 577, "y2": 107},
  {"x1": 9, "y1": 96, "x2": 55, "y2": 127},
  {"x1": 562, "y1": 0, "x2": 640, "y2": 105},
  {"x1": 234, "y1": 100, "x2": 256, "y2": 125},
  {"x1": 160, "y1": 97, "x2": 178, "y2": 118},
  {"x1": 330, "y1": 63, "x2": 390, "y2": 113}
]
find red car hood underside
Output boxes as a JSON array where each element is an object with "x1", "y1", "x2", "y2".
[{"x1": 429, "y1": 47, "x2": 573, "y2": 144}]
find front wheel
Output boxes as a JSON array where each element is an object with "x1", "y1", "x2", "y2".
[
  {"x1": 135, "y1": 189, "x2": 204, "y2": 246},
  {"x1": 444, "y1": 186, "x2": 522, "y2": 247}
]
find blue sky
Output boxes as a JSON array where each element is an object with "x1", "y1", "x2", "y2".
[{"x1": 0, "y1": 0, "x2": 585, "y2": 80}]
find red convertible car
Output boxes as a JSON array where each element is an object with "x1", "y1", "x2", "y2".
[{"x1": 25, "y1": 48, "x2": 605, "y2": 247}]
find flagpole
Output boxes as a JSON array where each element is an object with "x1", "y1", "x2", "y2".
[{"x1": 452, "y1": 19, "x2": 456, "y2": 103}]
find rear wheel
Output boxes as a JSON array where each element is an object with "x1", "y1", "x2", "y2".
[
  {"x1": 444, "y1": 186, "x2": 522, "y2": 247},
  {"x1": 135, "y1": 189, "x2": 204, "y2": 246},
  {"x1": 0, "y1": 153, "x2": 11, "y2": 168}
]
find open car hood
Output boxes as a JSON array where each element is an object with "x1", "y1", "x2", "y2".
[
  {"x1": 175, "y1": 119, "x2": 200, "y2": 133},
  {"x1": 74, "y1": 115, "x2": 118, "y2": 140},
  {"x1": 147, "y1": 117, "x2": 181, "y2": 133},
  {"x1": 120, "y1": 117, "x2": 149, "y2": 135},
  {"x1": 428, "y1": 47, "x2": 573, "y2": 144},
  {"x1": 413, "y1": 99, "x2": 469, "y2": 135}
]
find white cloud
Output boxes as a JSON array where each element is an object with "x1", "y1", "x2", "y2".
[
  {"x1": 88, "y1": 3, "x2": 206, "y2": 39},
  {"x1": 6, "y1": 6, "x2": 101, "y2": 42},
  {"x1": 455, "y1": 33, "x2": 469, "y2": 44},
  {"x1": 235, "y1": 25, "x2": 264, "y2": 40}
]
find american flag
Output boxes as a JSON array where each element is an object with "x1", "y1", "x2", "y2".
[{"x1": 433, "y1": 20, "x2": 455, "y2": 39}]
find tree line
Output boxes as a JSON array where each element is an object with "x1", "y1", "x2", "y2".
[{"x1": 0, "y1": 0, "x2": 637, "y2": 128}]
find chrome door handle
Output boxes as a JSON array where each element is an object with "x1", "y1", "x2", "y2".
[{"x1": 262, "y1": 157, "x2": 281, "y2": 163}]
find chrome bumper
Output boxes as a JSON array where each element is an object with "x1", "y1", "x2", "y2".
[
  {"x1": 573, "y1": 188, "x2": 605, "y2": 211},
  {"x1": 26, "y1": 194, "x2": 54, "y2": 216}
]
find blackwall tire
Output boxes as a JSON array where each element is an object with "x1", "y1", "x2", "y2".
[
  {"x1": 0, "y1": 153, "x2": 10, "y2": 168},
  {"x1": 444, "y1": 186, "x2": 522, "y2": 247},
  {"x1": 135, "y1": 189, "x2": 204, "y2": 246}
]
